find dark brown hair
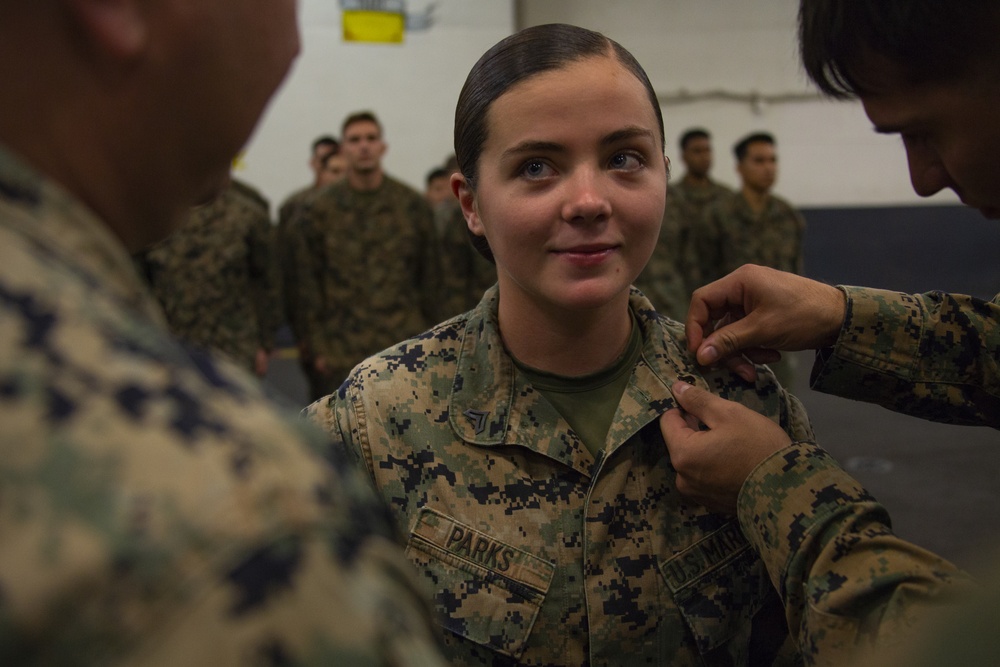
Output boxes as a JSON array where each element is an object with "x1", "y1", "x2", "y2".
[
  {"x1": 799, "y1": 1, "x2": 998, "y2": 98},
  {"x1": 453, "y1": 23, "x2": 664, "y2": 262}
]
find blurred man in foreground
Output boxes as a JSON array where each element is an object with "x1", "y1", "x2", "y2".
[{"x1": 0, "y1": 1, "x2": 444, "y2": 664}]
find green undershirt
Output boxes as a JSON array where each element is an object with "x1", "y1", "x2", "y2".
[{"x1": 513, "y1": 313, "x2": 642, "y2": 457}]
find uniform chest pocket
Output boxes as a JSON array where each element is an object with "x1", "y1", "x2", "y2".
[
  {"x1": 659, "y1": 521, "x2": 792, "y2": 665},
  {"x1": 404, "y1": 506, "x2": 555, "y2": 660}
]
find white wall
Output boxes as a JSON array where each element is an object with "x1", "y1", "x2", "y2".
[
  {"x1": 519, "y1": 0, "x2": 958, "y2": 208},
  {"x1": 238, "y1": 0, "x2": 515, "y2": 208},
  {"x1": 238, "y1": 0, "x2": 957, "y2": 211}
]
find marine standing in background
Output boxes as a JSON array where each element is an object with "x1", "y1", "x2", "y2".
[
  {"x1": 670, "y1": 128, "x2": 734, "y2": 290},
  {"x1": 0, "y1": 1, "x2": 448, "y2": 664},
  {"x1": 633, "y1": 190, "x2": 690, "y2": 320},
  {"x1": 436, "y1": 196, "x2": 498, "y2": 317},
  {"x1": 136, "y1": 177, "x2": 282, "y2": 376},
  {"x1": 278, "y1": 134, "x2": 340, "y2": 227},
  {"x1": 697, "y1": 131, "x2": 805, "y2": 386},
  {"x1": 291, "y1": 111, "x2": 441, "y2": 399}
]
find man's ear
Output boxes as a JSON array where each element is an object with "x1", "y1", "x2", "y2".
[
  {"x1": 65, "y1": 0, "x2": 147, "y2": 59},
  {"x1": 451, "y1": 172, "x2": 485, "y2": 235}
]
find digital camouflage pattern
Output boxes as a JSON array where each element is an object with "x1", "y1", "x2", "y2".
[
  {"x1": 135, "y1": 180, "x2": 281, "y2": 372},
  {"x1": 809, "y1": 286, "x2": 1000, "y2": 428},
  {"x1": 308, "y1": 286, "x2": 811, "y2": 666},
  {"x1": 288, "y1": 175, "x2": 442, "y2": 395},
  {"x1": 669, "y1": 175, "x2": 734, "y2": 292},
  {"x1": 696, "y1": 192, "x2": 805, "y2": 287},
  {"x1": 739, "y1": 442, "x2": 972, "y2": 666},
  {"x1": 275, "y1": 183, "x2": 327, "y2": 353},
  {"x1": 697, "y1": 192, "x2": 806, "y2": 387},
  {"x1": 0, "y1": 146, "x2": 448, "y2": 667},
  {"x1": 634, "y1": 191, "x2": 691, "y2": 321},
  {"x1": 435, "y1": 200, "x2": 496, "y2": 320}
]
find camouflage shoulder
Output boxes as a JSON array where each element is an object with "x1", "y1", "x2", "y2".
[{"x1": 229, "y1": 177, "x2": 271, "y2": 215}]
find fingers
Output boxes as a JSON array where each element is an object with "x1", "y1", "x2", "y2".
[
  {"x1": 659, "y1": 407, "x2": 698, "y2": 445},
  {"x1": 721, "y1": 355, "x2": 759, "y2": 383},
  {"x1": 668, "y1": 381, "x2": 723, "y2": 428}
]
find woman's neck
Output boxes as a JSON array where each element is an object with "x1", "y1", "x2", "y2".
[{"x1": 497, "y1": 289, "x2": 634, "y2": 377}]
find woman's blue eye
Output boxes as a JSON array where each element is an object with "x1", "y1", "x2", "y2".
[
  {"x1": 610, "y1": 152, "x2": 641, "y2": 170},
  {"x1": 523, "y1": 160, "x2": 547, "y2": 177}
]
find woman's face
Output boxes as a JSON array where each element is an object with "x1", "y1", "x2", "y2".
[{"x1": 458, "y1": 55, "x2": 667, "y2": 317}]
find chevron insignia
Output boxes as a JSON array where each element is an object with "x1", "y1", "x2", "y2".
[{"x1": 463, "y1": 409, "x2": 489, "y2": 435}]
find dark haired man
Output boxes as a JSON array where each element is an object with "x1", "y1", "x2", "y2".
[
  {"x1": 290, "y1": 111, "x2": 441, "y2": 399},
  {"x1": 672, "y1": 129, "x2": 734, "y2": 237},
  {"x1": 278, "y1": 134, "x2": 340, "y2": 227},
  {"x1": 695, "y1": 131, "x2": 805, "y2": 385},
  {"x1": 660, "y1": 1, "x2": 1000, "y2": 662}
]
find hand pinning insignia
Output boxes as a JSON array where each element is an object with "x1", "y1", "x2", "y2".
[{"x1": 463, "y1": 409, "x2": 489, "y2": 435}]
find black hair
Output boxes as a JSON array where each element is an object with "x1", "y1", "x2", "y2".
[
  {"x1": 426, "y1": 167, "x2": 449, "y2": 187},
  {"x1": 311, "y1": 135, "x2": 339, "y2": 153},
  {"x1": 341, "y1": 111, "x2": 382, "y2": 137},
  {"x1": 798, "y1": 0, "x2": 998, "y2": 98},
  {"x1": 679, "y1": 128, "x2": 710, "y2": 151},
  {"x1": 733, "y1": 132, "x2": 774, "y2": 162}
]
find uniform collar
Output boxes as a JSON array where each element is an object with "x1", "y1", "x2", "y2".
[{"x1": 448, "y1": 286, "x2": 697, "y2": 471}]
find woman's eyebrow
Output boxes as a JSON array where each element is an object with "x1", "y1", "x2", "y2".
[
  {"x1": 601, "y1": 126, "x2": 656, "y2": 146},
  {"x1": 500, "y1": 140, "x2": 565, "y2": 161}
]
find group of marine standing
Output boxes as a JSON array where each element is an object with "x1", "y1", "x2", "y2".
[{"x1": 136, "y1": 114, "x2": 807, "y2": 397}]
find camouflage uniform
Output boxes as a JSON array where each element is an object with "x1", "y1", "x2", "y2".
[
  {"x1": 307, "y1": 285, "x2": 967, "y2": 666},
  {"x1": 697, "y1": 191, "x2": 805, "y2": 287},
  {"x1": 290, "y1": 175, "x2": 442, "y2": 398},
  {"x1": 809, "y1": 286, "x2": 1000, "y2": 428},
  {"x1": 229, "y1": 176, "x2": 271, "y2": 216},
  {"x1": 136, "y1": 181, "x2": 281, "y2": 373},
  {"x1": 0, "y1": 146, "x2": 447, "y2": 666},
  {"x1": 670, "y1": 175, "x2": 734, "y2": 294},
  {"x1": 699, "y1": 192, "x2": 806, "y2": 387},
  {"x1": 634, "y1": 191, "x2": 691, "y2": 321},
  {"x1": 435, "y1": 199, "x2": 496, "y2": 319},
  {"x1": 275, "y1": 184, "x2": 326, "y2": 355}
]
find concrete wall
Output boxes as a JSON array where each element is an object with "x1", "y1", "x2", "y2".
[
  {"x1": 238, "y1": 0, "x2": 515, "y2": 209},
  {"x1": 517, "y1": 0, "x2": 956, "y2": 209},
  {"x1": 238, "y1": 0, "x2": 958, "y2": 211}
]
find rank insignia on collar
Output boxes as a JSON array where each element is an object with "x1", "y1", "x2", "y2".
[{"x1": 463, "y1": 409, "x2": 489, "y2": 435}]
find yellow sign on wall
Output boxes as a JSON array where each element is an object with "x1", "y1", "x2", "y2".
[{"x1": 343, "y1": 10, "x2": 405, "y2": 43}]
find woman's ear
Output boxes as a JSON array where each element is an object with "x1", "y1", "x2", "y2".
[
  {"x1": 451, "y1": 172, "x2": 485, "y2": 236},
  {"x1": 65, "y1": 0, "x2": 147, "y2": 60}
]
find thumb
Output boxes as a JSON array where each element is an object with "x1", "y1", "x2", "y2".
[
  {"x1": 697, "y1": 315, "x2": 762, "y2": 366},
  {"x1": 670, "y1": 381, "x2": 725, "y2": 428}
]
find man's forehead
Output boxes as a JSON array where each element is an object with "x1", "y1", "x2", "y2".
[{"x1": 344, "y1": 122, "x2": 381, "y2": 139}]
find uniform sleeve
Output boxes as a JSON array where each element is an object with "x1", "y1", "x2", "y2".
[
  {"x1": 736, "y1": 441, "x2": 973, "y2": 666},
  {"x1": 810, "y1": 286, "x2": 1000, "y2": 428},
  {"x1": 129, "y1": 448, "x2": 448, "y2": 667}
]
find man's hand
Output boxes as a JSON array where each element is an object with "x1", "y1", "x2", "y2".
[
  {"x1": 686, "y1": 265, "x2": 847, "y2": 382},
  {"x1": 660, "y1": 381, "x2": 792, "y2": 514}
]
